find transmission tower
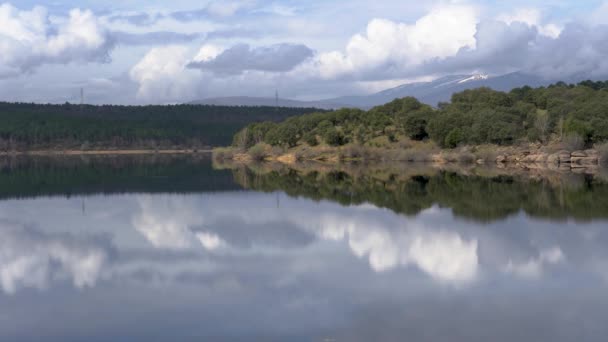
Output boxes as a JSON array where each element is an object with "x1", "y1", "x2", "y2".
[{"x1": 275, "y1": 89, "x2": 279, "y2": 109}]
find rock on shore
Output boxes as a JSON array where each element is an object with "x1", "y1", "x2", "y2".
[{"x1": 496, "y1": 149, "x2": 599, "y2": 168}]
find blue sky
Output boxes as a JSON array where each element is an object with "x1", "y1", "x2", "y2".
[{"x1": 1, "y1": 0, "x2": 608, "y2": 104}]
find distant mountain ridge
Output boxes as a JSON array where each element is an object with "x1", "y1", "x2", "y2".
[
  {"x1": 191, "y1": 72, "x2": 550, "y2": 109},
  {"x1": 189, "y1": 96, "x2": 348, "y2": 110},
  {"x1": 330, "y1": 72, "x2": 547, "y2": 108}
]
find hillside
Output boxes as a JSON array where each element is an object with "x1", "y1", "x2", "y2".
[
  {"x1": 218, "y1": 80, "x2": 608, "y2": 163},
  {"x1": 329, "y1": 72, "x2": 547, "y2": 108}
]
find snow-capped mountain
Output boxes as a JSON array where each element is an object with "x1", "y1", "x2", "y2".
[
  {"x1": 457, "y1": 74, "x2": 489, "y2": 84},
  {"x1": 191, "y1": 72, "x2": 549, "y2": 109},
  {"x1": 326, "y1": 72, "x2": 546, "y2": 108}
]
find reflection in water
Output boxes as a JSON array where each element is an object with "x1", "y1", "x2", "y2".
[
  {"x1": 305, "y1": 209, "x2": 480, "y2": 282},
  {"x1": 2, "y1": 192, "x2": 598, "y2": 291},
  {"x1": 0, "y1": 221, "x2": 108, "y2": 294},
  {"x1": 504, "y1": 246, "x2": 565, "y2": 278},
  {"x1": 225, "y1": 162, "x2": 608, "y2": 222},
  {"x1": 0, "y1": 157, "x2": 607, "y2": 341},
  {"x1": 133, "y1": 196, "x2": 204, "y2": 249}
]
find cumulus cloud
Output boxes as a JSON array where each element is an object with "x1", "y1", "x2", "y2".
[
  {"x1": 0, "y1": 221, "x2": 108, "y2": 294},
  {"x1": 310, "y1": 4, "x2": 478, "y2": 80},
  {"x1": 123, "y1": 2, "x2": 608, "y2": 102},
  {"x1": 129, "y1": 42, "x2": 315, "y2": 102},
  {"x1": 129, "y1": 45, "x2": 203, "y2": 102},
  {"x1": 0, "y1": 3, "x2": 113, "y2": 78},
  {"x1": 427, "y1": 21, "x2": 608, "y2": 79},
  {"x1": 497, "y1": 8, "x2": 561, "y2": 38},
  {"x1": 188, "y1": 43, "x2": 314, "y2": 75},
  {"x1": 289, "y1": 3, "x2": 608, "y2": 83}
]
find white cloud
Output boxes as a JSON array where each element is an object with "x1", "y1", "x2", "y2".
[
  {"x1": 311, "y1": 4, "x2": 479, "y2": 80},
  {"x1": 196, "y1": 232, "x2": 225, "y2": 251},
  {"x1": 497, "y1": 8, "x2": 562, "y2": 38},
  {"x1": 193, "y1": 44, "x2": 224, "y2": 62},
  {"x1": 129, "y1": 45, "x2": 202, "y2": 102},
  {"x1": 119, "y1": 2, "x2": 608, "y2": 102},
  {"x1": 0, "y1": 3, "x2": 113, "y2": 78}
]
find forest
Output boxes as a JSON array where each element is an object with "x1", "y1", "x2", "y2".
[
  {"x1": 232, "y1": 80, "x2": 608, "y2": 150},
  {"x1": 0, "y1": 102, "x2": 322, "y2": 150}
]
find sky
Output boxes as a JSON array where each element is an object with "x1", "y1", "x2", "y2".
[{"x1": 1, "y1": 0, "x2": 608, "y2": 104}]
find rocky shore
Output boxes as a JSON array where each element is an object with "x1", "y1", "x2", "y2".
[
  {"x1": 495, "y1": 149, "x2": 601, "y2": 168},
  {"x1": 214, "y1": 143, "x2": 607, "y2": 171}
]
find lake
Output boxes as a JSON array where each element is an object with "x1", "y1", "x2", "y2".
[{"x1": 1, "y1": 154, "x2": 608, "y2": 341}]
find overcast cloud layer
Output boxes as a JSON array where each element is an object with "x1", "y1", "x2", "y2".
[{"x1": 1, "y1": 0, "x2": 608, "y2": 104}]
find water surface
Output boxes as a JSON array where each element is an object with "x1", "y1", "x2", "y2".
[{"x1": 1, "y1": 155, "x2": 607, "y2": 341}]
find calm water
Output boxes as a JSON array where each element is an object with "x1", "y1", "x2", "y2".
[{"x1": 1, "y1": 155, "x2": 608, "y2": 341}]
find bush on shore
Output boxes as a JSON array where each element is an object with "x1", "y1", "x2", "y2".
[{"x1": 248, "y1": 143, "x2": 269, "y2": 161}]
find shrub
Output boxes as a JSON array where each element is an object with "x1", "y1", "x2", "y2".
[
  {"x1": 445, "y1": 128, "x2": 465, "y2": 148},
  {"x1": 304, "y1": 132, "x2": 319, "y2": 146},
  {"x1": 387, "y1": 132, "x2": 398, "y2": 143},
  {"x1": 323, "y1": 128, "x2": 345, "y2": 146},
  {"x1": 248, "y1": 144, "x2": 268, "y2": 161}
]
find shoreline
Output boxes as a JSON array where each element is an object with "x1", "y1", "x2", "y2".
[
  {"x1": 213, "y1": 144, "x2": 606, "y2": 171},
  {"x1": 0, "y1": 149, "x2": 213, "y2": 156}
]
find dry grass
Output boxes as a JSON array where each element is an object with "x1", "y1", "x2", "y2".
[
  {"x1": 339, "y1": 145, "x2": 368, "y2": 160},
  {"x1": 472, "y1": 145, "x2": 501, "y2": 162}
]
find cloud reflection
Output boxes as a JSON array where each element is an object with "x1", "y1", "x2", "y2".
[
  {"x1": 504, "y1": 247, "x2": 565, "y2": 278},
  {"x1": 0, "y1": 221, "x2": 108, "y2": 294},
  {"x1": 313, "y1": 214, "x2": 479, "y2": 283},
  {"x1": 131, "y1": 194, "x2": 480, "y2": 283},
  {"x1": 133, "y1": 196, "x2": 203, "y2": 249}
]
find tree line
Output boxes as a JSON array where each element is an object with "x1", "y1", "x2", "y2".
[
  {"x1": 0, "y1": 102, "x2": 323, "y2": 150},
  {"x1": 233, "y1": 80, "x2": 608, "y2": 149}
]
